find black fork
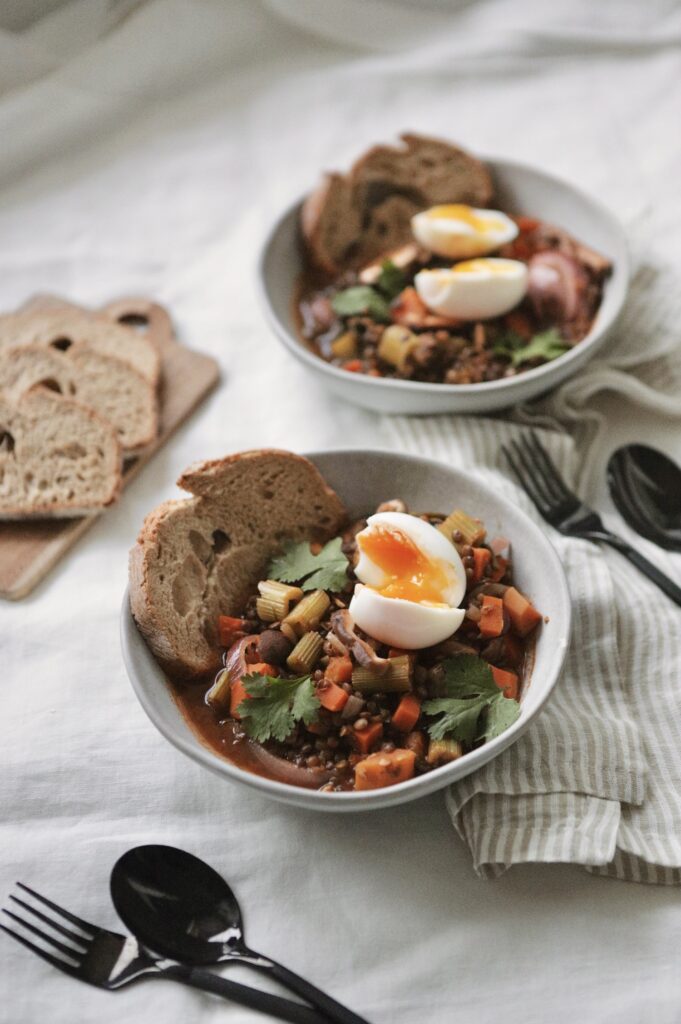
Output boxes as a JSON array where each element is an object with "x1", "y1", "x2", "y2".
[
  {"x1": 1, "y1": 883, "x2": 325, "y2": 1024},
  {"x1": 503, "y1": 431, "x2": 681, "y2": 607}
]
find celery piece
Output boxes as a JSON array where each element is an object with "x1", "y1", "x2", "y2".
[
  {"x1": 283, "y1": 589, "x2": 330, "y2": 638},
  {"x1": 426, "y1": 737, "x2": 463, "y2": 765},
  {"x1": 352, "y1": 655, "x2": 413, "y2": 693},
  {"x1": 437, "y1": 509, "x2": 486, "y2": 546},
  {"x1": 377, "y1": 325, "x2": 418, "y2": 372},
  {"x1": 287, "y1": 631, "x2": 324, "y2": 674}
]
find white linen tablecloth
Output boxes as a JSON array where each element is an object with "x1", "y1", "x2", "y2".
[{"x1": 2, "y1": 2, "x2": 681, "y2": 1022}]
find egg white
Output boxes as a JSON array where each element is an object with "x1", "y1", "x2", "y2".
[
  {"x1": 349, "y1": 585, "x2": 465, "y2": 650},
  {"x1": 411, "y1": 205, "x2": 518, "y2": 260},
  {"x1": 354, "y1": 511, "x2": 466, "y2": 607},
  {"x1": 414, "y1": 258, "x2": 528, "y2": 321}
]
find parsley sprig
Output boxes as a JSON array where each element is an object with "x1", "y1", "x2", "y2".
[
  {"x1": 423, "y1": 655, "x2": 520, "y2": 745},
  {"x1": 237, "y1": 674, "x2": 320, "y2": 743},
  {"x1": 494, "y1": 327, "x2": 568, "y2": 368},
  {"x1": 330, "y1": 259, "x2": 406, "y2": 321},
  {"x1": 267, "y1": 537, "x2": 349, "y2": 592}
]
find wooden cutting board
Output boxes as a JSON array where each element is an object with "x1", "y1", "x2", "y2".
[{"x1": 0, "y1": 294, "x2": 219, "y2": 600}]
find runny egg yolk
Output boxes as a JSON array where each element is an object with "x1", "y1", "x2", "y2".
[
  {"x1": 423, "y1": 205, "x2": 509, "y2": 234},
  {"x1": 358, "y1": 525, "x2": 451, "y2": 605},
  {"x1": 451, "y1": 258, "x2": 517, "y2": 275}
]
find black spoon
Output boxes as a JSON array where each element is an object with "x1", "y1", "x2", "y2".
[
  {"x1": 111, "y1": 845, "x2": 371, "y2": 1024},
  {"x1": 607, "y1": 444, "x2": 681, "y2": 552}
]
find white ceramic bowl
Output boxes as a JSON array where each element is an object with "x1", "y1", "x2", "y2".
[
  {"x1": 121, "y1": 449, "x2": 571, "y2": 812},
  {"x1": 257, "y1": 158, "x2": 629, "y2": 415}
]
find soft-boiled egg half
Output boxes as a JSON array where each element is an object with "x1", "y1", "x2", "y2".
[
  {"x1": 348, "y1": 511, "x2": 466, "y2": 650},
  {"x1": 411, "y1": 204, "x2": 518, "y2": 259},
  {"x1": 414, "y1": 258, "x2": 528, "y2": 320}
]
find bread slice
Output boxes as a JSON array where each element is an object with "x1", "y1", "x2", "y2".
[
  {"x1": 302, "y1": 132, "x2": 494, "y2": 274},
  {"x1": 0, "y1": 345, "x2": 157, "y2": 454},
  {"x1": 0, "y1": 309, "x2": 161, "y2": 386},
  {"x1": 129, "y1": 450, "x2": 348, "y2": 680},
  {"x1": 0, "y1": 387, "x2": 122, "y2": 519}
]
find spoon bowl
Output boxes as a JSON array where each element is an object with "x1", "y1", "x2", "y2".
[
  {"x1": 111, "y1": 845, "x2": 371, "y2": 1024},
  {"x1": 607, "y1": 444, "x2": 681, "y2": 552}
]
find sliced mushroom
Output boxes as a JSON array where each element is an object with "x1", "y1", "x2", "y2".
[{"x1": 330, "y1": 609, "x2": 390, "y2": 673}]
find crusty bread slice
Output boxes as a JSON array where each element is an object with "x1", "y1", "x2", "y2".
[
  {"x1": 0, "y1": 345, "x2": 157, "y2": 454},
  {"x1": 129, "y1": 450, "x2": 348, "y2": 680},
  {"x1": 0, "y1": 309, "x2": 161, "y2": 386},
  {"x1": 302, "y1": 132, "x2": 494, "y2": 274},
  {"x1": 0, "y1": 387, "x2": 122, "y2": 519}
]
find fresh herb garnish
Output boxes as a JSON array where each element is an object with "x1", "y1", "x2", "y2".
[
  {"x1": 331, "y1": 286, "x2": 390, "y2": 321},
  {"x1": 377, "y1": 259, "x2": 406, "y2": 300},
  {"x1": 237, "y1": 674, "x2": 320, "y2": 743},
  {"x1": 495, "y1": 327, "x2": 568, "y2": 367},
  {"x1": 423, "y1": 655, "x2": 520, "y2": 745},
  {"x1": 268, "y1": 536, "x2": 349, "y2": 592}
]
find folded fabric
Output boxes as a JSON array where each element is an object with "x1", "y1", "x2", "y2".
[{"x1": 383, "y1": 414, "x2": 681, "y2": 883}]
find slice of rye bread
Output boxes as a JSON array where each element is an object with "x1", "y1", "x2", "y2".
[
  {"x1": 0, "y1": 345, "x2": 157, "y2": 454},
  {"x1": 0, "y1": 387, "x2": 122, "y2": 519},
  {"x1": 129, "y1": 450, "x2": 348, "y2": 680},
  {"x1": 301, "y1": 132, "x2": 494, "y2": 274},
  {"x1": 0, "y1": 309, "x2": 161, "y2": 386}
]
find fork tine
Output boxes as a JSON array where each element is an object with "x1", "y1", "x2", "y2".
[
  {"x1": 527, "y1": 431, "x2": 573, "y2": 502},
  {"x1": 16, "y1": 883, "x2": 96, "y2": 938},
  {"x1": 0, "y1": 924, "x2": 79, "y2": 977},
  {"x1": 502, "y1": 441, "x2": 552, "y2": 513},
  {"x1": 2, "y1": 909, "x2": 84, "y2": 963},
  {"x1": 9, "y1": 897, "x2": 89, "y2": 950}
]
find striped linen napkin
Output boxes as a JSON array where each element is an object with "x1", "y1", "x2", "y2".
[{"x1": 383, "y1": 415, "x2": 681, "y2": 884}]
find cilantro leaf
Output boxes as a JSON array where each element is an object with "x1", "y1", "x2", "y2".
[
  {"x1": 267, "y1": 537, "x2": 349, "y2": 592},
  {"x1": 237, "y1": 674, "x2": 320, "y2": 743},
  {"x1": 331, "y1": 286, "x2": 390, "y2": 321},
  {"x1": 377, "y1": 259, "x2": 406, "y2": 301},
  {"x1": 492, "y1": 330, "x2": 525, "y2": 359},
  {"x1": 483, "y1": 696, "x2": 521, "y2": 740},
  {"x1": 423, "y1": 655, "x2": 519, "y2": 746},
  {"x1": 510, "y1": 328, "x2": 568, "y2": 367}
]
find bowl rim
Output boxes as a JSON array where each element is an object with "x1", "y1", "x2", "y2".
[
  {"x1": 120, "y1": 447, "x2": 572, "y2": 810},
  {"x1": 256, "y1": 155, "x2": 630, "y2": 399}
]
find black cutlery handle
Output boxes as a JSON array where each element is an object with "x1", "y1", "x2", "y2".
[
  {"x1": 168, "y1": 964, "x2": 326, "y2": 1024},
  {"x1": 588, "y1": 531, "x2": 681, "y2": 606},
  {"x1": 251, "y1": 956, "x2": 372, "y2": 1024}
]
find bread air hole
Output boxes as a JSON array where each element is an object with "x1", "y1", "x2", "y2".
[
  {"x1": 39, "y1": 378, "x2": 63, "y2": 394},
  {"x1": 0, "y1": 429, "x2": 15, "y2": 453},
  {"x1": 50, "y1": 337, "x2": 73, "y2": 352},
  {"x1": 188, "y1": 529, "x2": 213, "y2": 564},
  {"x1": 118, "y1": 313, "x2": 149, "y2": 333},
  {"x1": 212, "y1": 529, "x2": 230, "y2": 553}
]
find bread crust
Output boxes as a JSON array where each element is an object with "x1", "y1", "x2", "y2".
[
  {"x1": 301, "y1": 132, "x2": 494, "y2": 274},
  {"x1": 129, "y1": 450, "x2": 348, "y2": 680}
]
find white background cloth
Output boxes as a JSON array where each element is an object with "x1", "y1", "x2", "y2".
[{"x1": 2, "y1": 2, "x2": 681, "y2": 1022}]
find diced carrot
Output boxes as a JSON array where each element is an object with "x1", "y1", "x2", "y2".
[
  {"x1": 404, "y1": 730, "x2": 427, "y2": 760},
  {"x1": 391, "y1": 693, "x2": 421, "y2": 733},
  {"x1": 479, "y1": 594, "x2": 505, "y2": 638},
  {"x1": 230, "y1": 662, "x2": 279, "y2": 719},
  {"x1": 390, "y1": 286, "x2": 429, "y2": 325},
  {"x1": 218, "y1": 615, "x2": 248, "y2": 648},
  {"x1": 503, "y1": 587, "x2": 543, "y2": 637},
  {"x1": 490, "y1": 556, "x2": 508, "y2": 582},
  {"x1": 388, "y1": 647, "x2": 408, "y2": 658},
  {"x1": 354, "y1": 749, "x2": 416, "y2": 791},
  {"x1": 343, "y1": 359, "x2": 363, "y2": 373},
  {"x1": 515, "y1": 215, "x2": 540, "y2": 233},
  {"x1": 351, "y1": 721, "x2": 383, "y2": 755},
  {"x1": 324, "y1": 656, "x2": 353, "y2": 685},
  {"x1": 491, "y1": 665, "x2": 519, "y2": 700},
  {"x1": 471, "y1": 547, "x2": 492, "y2": 583},
  {"x1": 317, "y1": 681, "x2": 349, "y2": 713}
]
